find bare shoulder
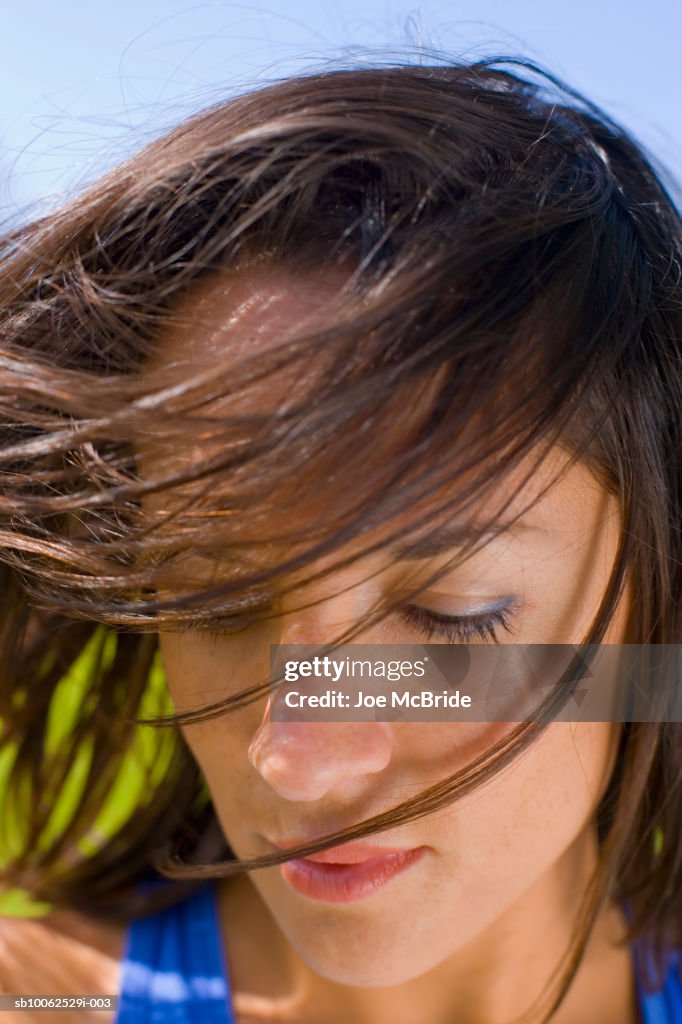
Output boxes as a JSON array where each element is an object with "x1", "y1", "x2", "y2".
[
  {"x1": 0, "y1": 911, "x2": 124, "y2": 1022},
  {"x1": 30, "y1": 908, "x2": 127, "y2": 961}
]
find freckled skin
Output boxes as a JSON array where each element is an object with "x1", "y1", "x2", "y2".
[{"x1": 148, "y1": 267, "x2": 635, "y2": 1024}]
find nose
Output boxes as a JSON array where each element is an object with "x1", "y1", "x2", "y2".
[
  {"x1": 247, "y1": 576, "x2": 394, "y2": 802},
  {"x1": 247, "y1": 705, "x2": 394, "y2": 802}
]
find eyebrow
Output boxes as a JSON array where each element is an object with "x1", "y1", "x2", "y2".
[{"x1": 394, "y1": 520, "x2": 543, "y2": 561}]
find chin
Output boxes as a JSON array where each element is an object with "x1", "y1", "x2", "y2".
[
  {"x1": 301, "y1": 951, "x2": 436, "y2": 988},
  {"x1": 281, "y1": 914, "x2": 449, "y2": 988}
]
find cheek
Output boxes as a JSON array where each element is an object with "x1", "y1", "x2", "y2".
[
  {"x1": 157, "y1": 631, "x2": 268, "y2": 794},
  {"x1": 432, "y1": 721, "x2": 618, "y2": 920},
  {"x1": 158, "y1": 631, "x2": 270, "y2": 708}
]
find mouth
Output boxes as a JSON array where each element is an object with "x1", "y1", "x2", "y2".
[{"x1": 271, "y1": 838, "x2": 428, "y2": 903}]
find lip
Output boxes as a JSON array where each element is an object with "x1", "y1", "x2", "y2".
[{"x1": 272, "y1": 838, "x2": 428, "y2": 903}]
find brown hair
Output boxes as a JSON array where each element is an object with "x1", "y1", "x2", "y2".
[{"x1": 0, "y1": 57, "x2": 680, "y2": 1017}]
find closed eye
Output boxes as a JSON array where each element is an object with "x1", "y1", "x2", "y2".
[{"x1": 399, "y1": 603, "x2": 517, "y2": 643}]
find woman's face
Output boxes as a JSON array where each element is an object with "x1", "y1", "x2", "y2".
[{"x1": 148, "y1": 267, "x2": 630, "y2": 987}]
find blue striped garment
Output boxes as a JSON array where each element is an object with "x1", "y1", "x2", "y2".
[
  {"x1": 115, "y1": 883, "x2": 233, "y2": 1023},
  {"x1": 115, "y1": 881, "x2": 681, "y2": 1022}
]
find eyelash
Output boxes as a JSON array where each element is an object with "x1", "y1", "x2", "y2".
[{"x1": 399, "y1": 603, "x2": 516, "y2": 643}]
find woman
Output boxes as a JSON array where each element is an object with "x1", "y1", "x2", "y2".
[{"x1": 0, "y1": 59, "x2": 680, "y2": 1023}]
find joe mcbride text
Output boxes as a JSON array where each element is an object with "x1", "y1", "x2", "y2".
[{"x1": 283, "y1": 689, "x2": 472, "y2": 709}]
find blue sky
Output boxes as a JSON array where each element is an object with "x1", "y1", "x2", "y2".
[{"x1": 1, "y1": 0, "x2": 680, "y2": 219}]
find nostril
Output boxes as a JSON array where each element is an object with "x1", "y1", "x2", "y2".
[{"x1": 248, "y1": 720, "x2": 393, "y2": 802}]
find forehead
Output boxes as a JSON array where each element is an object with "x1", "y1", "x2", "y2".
[
  {"x1": 151, "y1": 262, "x2": 354, "y2": 382},
  {"x1": 140, "y1": 263, "x2": 616, "y2": 559}
]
